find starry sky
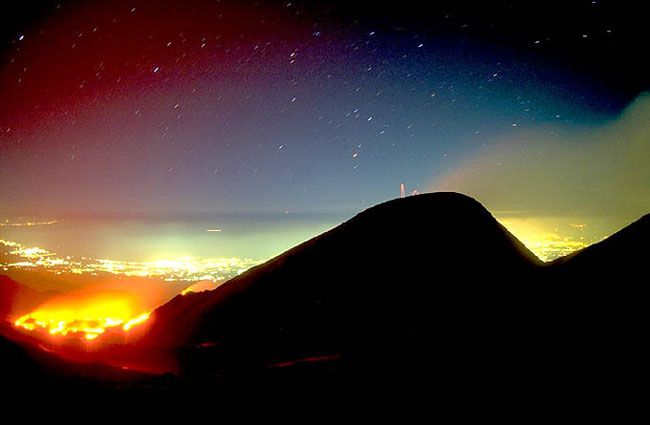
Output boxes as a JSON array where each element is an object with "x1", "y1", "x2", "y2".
[{"x1": 1, "y1": 0, "x2": 648, "y2": 218}]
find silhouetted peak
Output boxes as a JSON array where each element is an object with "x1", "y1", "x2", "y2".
[
  {"x1": 336, "y1": 191, "x2": 540, "y2": 266},
  {"x1": 351, "y1": 192, "x2": 490, "y2": 226},
  {"x1": 140, "y1": 192, "x2": 540, "y2": 353}
]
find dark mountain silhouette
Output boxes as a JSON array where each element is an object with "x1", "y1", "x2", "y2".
[
  {"x1": 131, "y1": 192, "x2": 643, "y2": 411},
  {"x1": 142, "y1": 192, "x2": 541, "y2": 348},
  {"x1": 133, "y1": 193, "x2": 548, "y2": 397},
  {"x1": 1, "y1": 193, "x2": 644, "y2": 415}
]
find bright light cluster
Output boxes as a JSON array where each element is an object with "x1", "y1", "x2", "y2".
[
  {"x1": 15, "y1": 305, "x2": 150, "y2": 341},
  {"x1": 0, "y1": 239, "x2": 262, "y2": 282},
  {"x1": 496, "y1": 217, "x2": 593, "y2": 262},
  {"x1": 0, "y1": 219, "x2": 60, "y2": 227}
]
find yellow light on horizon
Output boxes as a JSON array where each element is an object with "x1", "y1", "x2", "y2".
[
  {"x1": 1, "y1": 239, "x2": 263, "y2": 282},
  {"x1": 497, "y1": 215, "x2": 596, "y2": 262}
]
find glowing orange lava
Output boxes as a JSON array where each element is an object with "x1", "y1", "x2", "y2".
[{"x1": 14, "y1": 291, "x2": 150, "y2": 341}]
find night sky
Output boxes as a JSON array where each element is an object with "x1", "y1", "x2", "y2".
[{"x1": 1, "y1": 0, "x2": 648, "y2": 218}]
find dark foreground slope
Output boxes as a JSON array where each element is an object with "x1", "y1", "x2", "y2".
[
  {"x1": 0, "y1": 328, "x2": 184, "y2": 417},
  {"x1": 545, "y1": 214, "x2": 648, "y2": 401},
  {"x1": 139, "y1": 193, "x2": 547, "y2": 395},
  {"x1": 550, "y1": 213, "x2": 649, "y2": 330}
]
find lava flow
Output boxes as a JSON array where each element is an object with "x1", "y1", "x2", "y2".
[{"x1": 14, "y1": 290, "x2": 151, "y2": 341}]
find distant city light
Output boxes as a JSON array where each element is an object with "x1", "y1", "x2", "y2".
[{"x1": 0, "y1": 239, "x2": 263, "y2": 282}]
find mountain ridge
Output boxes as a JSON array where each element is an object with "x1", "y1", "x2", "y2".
[
  {"x1": 1, "y1": 192, "x2": 645, "y2": 412},
  {"x1": 143, "y1": 192, "x2": 541, "y2": 333},
  {"x1": 551, "y1": 212, "x2": 650, "y2": 272}
]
